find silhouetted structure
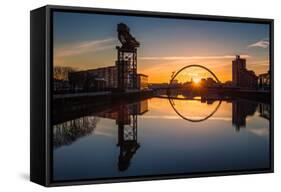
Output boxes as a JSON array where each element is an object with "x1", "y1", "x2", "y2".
[
  {"x1": 53, "y1": 79, "x2": 71, "y2": 93},
  {"x1": 169, "y1": 64, "x2": 221, "y2": 87},
  {"x1": 232, "y1": 99, "x2": 258, "y2": 131},
  {"x1": 117, "y1": 104, "x2": 139, "y2": 171},
  {"x1": 137, "y1": 74, "x2": 148, "y2": 90},
  {"x1": 168, "y1": 96, "x2": 222, "y2": 122},
  {"x1": 258, "y1": 71, "x2": 270, "y2": 90},
  {"x1": 116, "y1": 23, "x2": 140, "y2": 91},
  {"x1": 137, "y1": 100, "x2": 149, "y2": 114},
  {"x1": 201, "y1": 77, "x2": 219, "y2": 87},
  {"x1": 69, "y1": 67, "x2": 115, "y2": 92},
  {"x1": 98, "y1": 101, "x2": 148, "y2": 171},
  {"x1": 232, "y1": 55, "x2": 258, "y2": 89},
  {"x1": 65, "y1": 23, "x2": 148, "y2": 93}
]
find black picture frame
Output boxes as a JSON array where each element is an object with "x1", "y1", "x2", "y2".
[{"x1": 30, "y1": 5, "x2": 274, "y2": 187}]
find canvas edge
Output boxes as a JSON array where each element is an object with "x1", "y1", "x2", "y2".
[{"x1": 29, "y1": 4, "x2": 274, "y2": 187}]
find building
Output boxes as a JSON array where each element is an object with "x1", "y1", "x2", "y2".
[
  {"x1": 69, "y1": 65, "x2": 148, "y2": 92},
  {"x1": 69, "y1": 70, "x2": 106, "y2": 92},
  {"x1": 258, "y1": 71, "x2": 270, "y2": 90},
  {"x1": 232, "y1": 55, "x2": 258, "y2": 89},
  {"x1": 222, "y1": 80, "x2": 233, "y2": 88},
  {"x1": 89, "y1": 66, "x2": 117, "y2": 88},
  {"x1": 69, "y1": 66, "x2": 117, "y2": 91},
  {"x1": 53, "y1": 79, "x2": 71, "y2": 93},
  {"x1": 137, "y1": 74, "x2": 148, "y2": 90},
  {"x1": 201, "y1": 77, "x2": 218, "y2": 87}
]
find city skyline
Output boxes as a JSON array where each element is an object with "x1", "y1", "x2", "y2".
[{"x1": 53, "y1": 11, "x2": 270, "y2": 83}]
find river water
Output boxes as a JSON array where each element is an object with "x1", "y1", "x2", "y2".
[{"x1": 52, "y1": 96, "x2": 270, "y2": 181}]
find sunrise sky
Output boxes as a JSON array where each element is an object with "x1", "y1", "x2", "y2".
[{"x1": 53, "y1": 11, "x2": 270, "y2": 83}]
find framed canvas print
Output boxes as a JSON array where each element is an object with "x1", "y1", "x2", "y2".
[{"x1": 30, "y1": 5, "x2": 274, "y2": 187}]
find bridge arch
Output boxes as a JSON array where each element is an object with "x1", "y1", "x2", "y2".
[
  {"x1": 168, "y1": 98, "x2": 222, "y2": 122},
  {"x1": 165, "y1": 64, "x2": 222, "y2": 122},
  {"x1": 170, "y1": 64, "x2": 221, "y2": 85}
]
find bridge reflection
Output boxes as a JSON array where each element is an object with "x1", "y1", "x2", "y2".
[
  {"x1": 155, "y1": 89, "x2": 269, "y2": 130},
  {"x1": 53, "y1": 94, "x2": 270, "y2": 171},
  {"x1": 168, "y1": 98, "x2": 222, "y2": 122}
]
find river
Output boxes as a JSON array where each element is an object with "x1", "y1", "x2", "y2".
[{"x1": 52, "y1": 95, "x2": 270, "y2": 181}]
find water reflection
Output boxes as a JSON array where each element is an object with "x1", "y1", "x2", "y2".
[
  {"x1": 259, "y1": 103, "x2": 270, "y2": 120},
  {"x1": 53, "y1": 116, "x2": 99, "y2": 148},
  {"x1": 169, "y1": 98, "x2": 222, "y2": 122},
  {"x1": 116, "y1": 104, "x2": 139, "y2": 171},
  {"x1": 54, "y1": 100, "x2": 149, "y2": 172},
  {"x1": 232, "y1": 99, "x2": 258, "y2": 131},
  {"x1": 53, "y1": 95, "x2": 270, "y2": 180},
  {"x1": 98, "y1": 101, "x2": 148, "y2": 171}
]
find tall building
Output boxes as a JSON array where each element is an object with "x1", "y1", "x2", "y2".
[{"x1": 232, "y1": 55, "x2": 258, "y2": 89}]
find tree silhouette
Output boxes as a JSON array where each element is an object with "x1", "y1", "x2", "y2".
[{"x1": 53, "y1": 66, "x2": 76, "y2": 81}]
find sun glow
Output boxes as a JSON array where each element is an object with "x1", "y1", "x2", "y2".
[{"x1": 193, "y1": 78, "x2": 201, "y2": 84}]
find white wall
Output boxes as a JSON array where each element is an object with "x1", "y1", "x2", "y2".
[{"x1": 0, "y1": 0, "x2": 279, "y2": 191}]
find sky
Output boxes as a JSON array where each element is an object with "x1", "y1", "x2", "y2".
[{"x1": 53, "y1": 11, "x2": 270, "y2": 83}]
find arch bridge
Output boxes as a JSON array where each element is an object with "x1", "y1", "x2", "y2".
[
  {"x1": 166, "y1": 64, "x2": 222, "y2": 122},
  {"x1": 170, "y1": 64, "x2": 221, "y2": 85}
]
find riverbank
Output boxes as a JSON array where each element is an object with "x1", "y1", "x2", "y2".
[{"x1": 53, "y1": 89, "x2": 154, "y2": 124}]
